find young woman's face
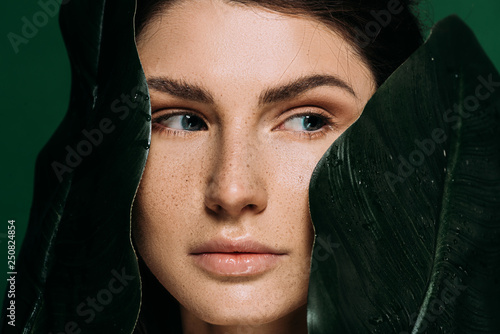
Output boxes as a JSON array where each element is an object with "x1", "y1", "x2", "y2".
[{"x1": 134, "y1": 0, "x2": 375, "y2": 330}]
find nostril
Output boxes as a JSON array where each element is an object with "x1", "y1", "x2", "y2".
[
  {"x1": 208, "y1": 204, "x2": 222, "y2": 215},
  {"x1": 204, "y1": 197, "x2": 266, "y2": 217}
]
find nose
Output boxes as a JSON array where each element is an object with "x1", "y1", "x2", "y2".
[{"x1": 204, "y1": 133, "x2": 268, "y2": 218}]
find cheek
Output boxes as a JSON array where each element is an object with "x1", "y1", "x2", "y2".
[
  {"x1": 132, "y1": 144, "x2": 204, "y2": 259},
  {"x1": 267, "y1": 144, "x2": 323, "y2": 242},
  {"x1": 268, "y1": 139, "x2": 329, "y2": 204}
]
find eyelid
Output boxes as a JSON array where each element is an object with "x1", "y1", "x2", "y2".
[
  {"x1": 151, "y1": 109, "x2": 209, "y2": 138},
  {"x1": 152, "y1": 109, "x2": 208, "y2": 125},
  {"x1": 280, "y1": 104, "x2": 334, "y2": 118},
  {"x1": 270, "y1": 107, "x2": 338, "y2": 141},
  {"x1": 288, "y1": 109, "x2": 334, "y2": 122},
  {"x1": 273, "y1": 106, "x2": 336, "y2": 129},
  {"x1": 153, "y1": 108, "x2": 196, "y2": 118}
]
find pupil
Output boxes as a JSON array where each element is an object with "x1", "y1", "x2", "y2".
[
  {"x1": 303, "y1": 116, "x2": 323, "y2": 131},
  {"x1": 182, "y1": 115, "x2": 201, "y2": 131}
]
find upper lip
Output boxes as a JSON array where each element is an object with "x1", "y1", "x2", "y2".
[{"x1": 190, "y1": 237, "x2": 285, "y2": 255}]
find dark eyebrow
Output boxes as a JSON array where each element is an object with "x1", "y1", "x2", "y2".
[
  {"x1": 259, "y1": 74, "x2": 356, "y2": 106},
  {"x1": 146, "y1": 77, "x2": 215, "y2": 104},
  {"x1": 146, "y1": 74, "x2": 355, "y2": 106}
]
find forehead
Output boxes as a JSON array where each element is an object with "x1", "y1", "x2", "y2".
[{"x1": 136, "y1": 0, "x2": 374, "y2": 101}]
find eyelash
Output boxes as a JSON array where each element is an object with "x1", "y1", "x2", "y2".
[
  {"x1": 275, "y1": 109, "x2": 336, "y2": 140},
  {"x1": 151, "y1": 111, "x2": 206, "y2": 138},
  {"x1": 151, "y1": 124, "x2": 191, "y2": 138},
  {"x1": 151, "y1": 109, "x2": 336, "y2": 140}
]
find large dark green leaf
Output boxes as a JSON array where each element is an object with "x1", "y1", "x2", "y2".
[
  {"x1": 1, "y1": 0, "x2": 150, "y2": 333},
  {"x1": 308, "y1": 16, "x2": 500, "y2": 333}
]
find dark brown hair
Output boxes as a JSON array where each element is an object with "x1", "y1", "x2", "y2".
[{"x1": 135, "y1": 0, "x2": 423, "y2": 87}]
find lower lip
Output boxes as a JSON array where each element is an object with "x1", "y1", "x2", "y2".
[{"x1": 191, "y1": 253, "x2": 283, "y2": 276}]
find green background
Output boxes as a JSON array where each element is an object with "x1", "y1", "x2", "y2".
[{"x1": 0, "y1": 0, "x2": 499, "y2": 314}]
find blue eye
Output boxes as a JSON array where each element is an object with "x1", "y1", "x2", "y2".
[
  {"x1": 282, "y1": 115, "x2": 326, "y2": 132},
  {"x1": 158, "y1": 114, "x2": 207, "y2": 131}
]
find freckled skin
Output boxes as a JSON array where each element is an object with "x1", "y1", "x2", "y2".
[{"x1": 133, "y1": 1, "x2": 376, "y2": 333}]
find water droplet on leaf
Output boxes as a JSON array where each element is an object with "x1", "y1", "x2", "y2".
[{"x1": 368, "y1": 316, "x2": 384, "y2": 326}]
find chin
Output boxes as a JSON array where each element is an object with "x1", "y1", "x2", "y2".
[
  {"x1": 174, "y1": 276, "x2": 308, "y2": 327},
  {"x1": 193, "y1": 305, "x2": 283, "y2": 326}
]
